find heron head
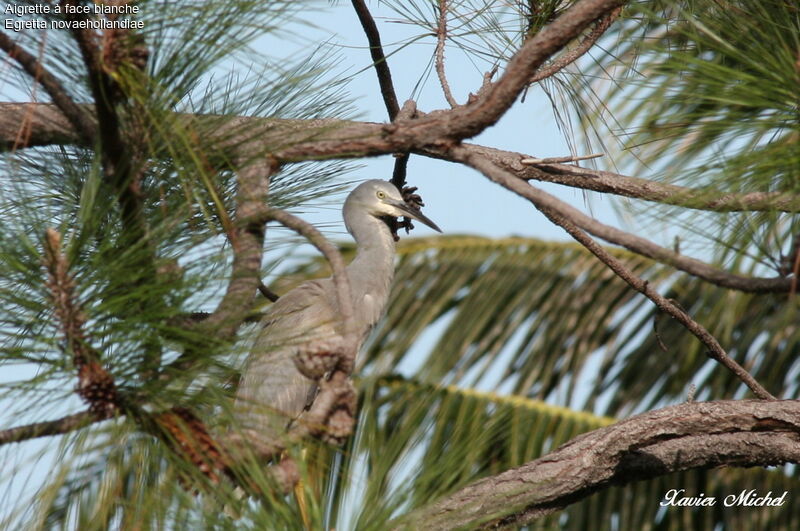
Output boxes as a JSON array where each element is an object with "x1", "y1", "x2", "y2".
[{"x1": 346, "y1": 179, "x2": 441, "y2": 232}]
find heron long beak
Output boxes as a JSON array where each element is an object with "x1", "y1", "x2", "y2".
[{"x1": 389, "y1": 199, "x2": 442, "y2": 233}]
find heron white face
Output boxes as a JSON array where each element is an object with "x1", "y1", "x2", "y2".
[{"x1": 345, "y1": 179, "x2": 441, "y2": 232}]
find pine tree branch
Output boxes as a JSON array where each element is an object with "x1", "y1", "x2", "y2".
[
  {"x1": 0, "y1": 411, "x2": 97, "y2": 445},
  {"x1": 529, "y1": 7, "x2": 621, "y2": 83},
  {"x1": 0, "y1": 31, "x2": 96, "y2": 143},
  {"x1": 432, "y1": 144, "x2": 792, "y2": 293},
  {"x1": 416, "y1": 0, "x2": 627, "y2": 142},
  {"x1": 452, "y1": 147, "x2": 775, "y2": 400},
  {"x1": 6, "y1": 103, "x2": 794, "y2": 214},
  {"x1": 397, "y1": 399, "x2": 800, "y2": 529},
  {"x1": 3, "y1": 103, "x2": 794, "y2": 294},
  {"x1": 43, "y1": 228, "x2": 122, "y2": 417},
  {"x1": 435, "y1": 0, "x2": 459, "y2": 108},
  {"x1": 200, "y1": 160, "x2": 274, "y2": 341}
]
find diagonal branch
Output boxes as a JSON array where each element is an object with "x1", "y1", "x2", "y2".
[
  {"x1": 0, "y1": 31, "x2": 96, "y2": 143},
  {"x1": 414, "y1": 0, "x2": 627, "y2": 142},
  {"x1": 263, "y1": 208, "x2": 355, "y2": 347},
  {"x1": 426, "y1": 144, "x2": 792, "y2": 293},
  {"x1": 451, "y1": 147, "x2": 775, "y2": 399},
  {"x1": 397, "y1": 399, "x2": 800, "y2": 529}
]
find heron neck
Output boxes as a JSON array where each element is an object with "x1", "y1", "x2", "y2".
[{"x1": 345, "y1": 212, "x2": 396, "y2": 315}]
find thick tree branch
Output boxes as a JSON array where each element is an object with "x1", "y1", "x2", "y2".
[
  {"x1": 3, "y1": 103, "x2": 793, "y2": 294},
  {"x1": 426, "y1": 142, "x2": 800, "y2": 213},
  {"x1": 6, "y1": 103, "x2": 796, "y2": 213},
  {"x1": 453, "y1": 148, "x2": 775, "y2": 399},
  {"x1": 439, "y1": 146, "x2": 792, "y2": 293},
  {"x1": 201, "y1": 160, "x2": 274, "y2": 340},
  {"x1": 397, "y1": 400, "x2": 800, "y2": 529}
]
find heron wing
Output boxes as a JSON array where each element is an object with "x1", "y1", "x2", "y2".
[{"x1": 235, "y1": 279, "x2": 337, "y2": 445}]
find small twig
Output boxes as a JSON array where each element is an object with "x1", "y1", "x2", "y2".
[
  {"x1": 521, "y1": 153, "x2": 604, "y2": 165},
  {"x1": 529, "y1": 7, "x2": 621, "y2": 83},
  {"x1": 467, "y1": 67, "x2": 498, "y2": 104},
  {"x1": 435, "y1": 0, "x2": 459, "y2": 108},
  {"x1": 654, "y1": 297, "x2": 688, "y2": 352},
  {"x1": 351, "y1": 0, "x2": 401, "y2": 119},
  {"x1": 451, "y1": 147, "x2": 775, "y2": 400}
]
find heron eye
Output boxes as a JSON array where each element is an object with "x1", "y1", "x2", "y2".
[{"x1": 376, "y1": 191, "x2": 386, "y2": 199}]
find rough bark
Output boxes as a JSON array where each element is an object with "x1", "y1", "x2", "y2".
[
  {"x1": 3, "y1": 102, "x2": 798, "y2": 214},
  {"x1": 395, "y1": 400, "x2": 800, "y2": 530}
]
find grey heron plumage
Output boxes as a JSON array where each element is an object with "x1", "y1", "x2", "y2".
[{"x1": 234, "y1": 179, "x2": 440, "y2": 448}]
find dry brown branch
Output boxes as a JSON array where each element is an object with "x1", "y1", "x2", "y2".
[
  {"x1": 4, "y1": 103, "x2": 794, "y2": 295},
  {"x1": 8, "y1": 102, "x2": 793, "y2": 214},
  {"x1": 422, "y1": 143, "x2": 793, "y2": 293},
  {"x1": 397, "y1": 399, "x2": 800, "y2": 529},
  {"x1": 435, "y1": 0, "x2": 459, "y2": 108},
  {"x1": 3, "y1": 102, "x2": 795, "y2": 294},
  {"x1": 450, "y1": 147, "x2": 775, "y2": 399}
]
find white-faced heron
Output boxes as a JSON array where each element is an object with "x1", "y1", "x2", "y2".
[{"x1": 234, "y1": 179, "x2": 440, "y2": 449}]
